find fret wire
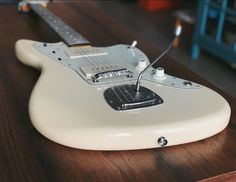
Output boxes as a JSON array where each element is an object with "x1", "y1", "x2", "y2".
[{"x1": 30, "y1": 4, "x2": 90, "y2": 46}]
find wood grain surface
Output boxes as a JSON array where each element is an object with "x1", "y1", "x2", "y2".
[{"x1": 0, "y1": 2, "x2": 235, "y2": 182}]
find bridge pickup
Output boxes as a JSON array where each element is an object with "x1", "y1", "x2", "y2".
[{"x1": 80, "y1": 64, "x2": 133, "y2": 82}]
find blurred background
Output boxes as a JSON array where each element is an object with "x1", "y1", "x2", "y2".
[
  {"x1": 92, "y1": 0, "x2": 236, "y2": 99},
  {"x1": 1, "y1": 0, "x2": 236, "y2": 98}
]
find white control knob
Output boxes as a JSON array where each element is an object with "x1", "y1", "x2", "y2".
[
  {"x1": 153, "y1": 67, "x2": 166, "y2": 80},
  {"x1": 136, "y1": 59, "x2": 147, "y2": 70},
  {"x1": 129, "y1": 40, "x2": 137, "y2": 57},
  {"x1": 131, "y1": 40, "x2": 137, "y2": 48}
]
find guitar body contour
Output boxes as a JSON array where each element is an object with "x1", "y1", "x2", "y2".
[{"x1": 15, "y1": 39, "x2": 231, "y2": 150}]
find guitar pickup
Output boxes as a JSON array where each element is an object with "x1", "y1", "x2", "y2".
[
  {"x1": 80, "y1": 64, "x2": 133, "y2": 82},
  {"x1": 65, "y1": 47, "x2": 108, "y2": 59}
]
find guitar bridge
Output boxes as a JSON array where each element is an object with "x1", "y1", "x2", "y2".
[{"x1": 80, "y1": 64, "x2": 133, "y2": 82}]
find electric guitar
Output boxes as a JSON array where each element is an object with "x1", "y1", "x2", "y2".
[{"x1": 15, "y1": 1, "x2": 231, "y2": 150}]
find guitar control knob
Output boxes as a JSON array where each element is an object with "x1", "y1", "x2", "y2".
[
  {"x1": 136, "y1": 59, "x2": 146, "y2": 70},
  {"x1": 153, "y1": 67, "x2": 166, "y2": 80}
]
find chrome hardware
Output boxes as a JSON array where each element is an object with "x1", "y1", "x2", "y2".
[
  {"x1": 92, "y1": 69, "x2": 133, "y2": 82},
  {"x1": 80, "y1": 63, "x2": 133, "y2": 82},
  {"x1": 158, "y1": 137, "x2": 168, "y2": 147},
  {"x1": 104, "y1": 84, "x2": 163, "y2": 111},
  {"x1": 183, "y1": 81, "x2": 192, "y2": 87}
]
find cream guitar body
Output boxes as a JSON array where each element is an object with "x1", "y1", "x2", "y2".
[{"x1": 15, "y1": 39, "x2": 231, "y2": 150}]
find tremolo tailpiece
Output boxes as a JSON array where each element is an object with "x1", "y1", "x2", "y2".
[{"x1": 104, "y1": 85, "x2": 163, "y2": 111}]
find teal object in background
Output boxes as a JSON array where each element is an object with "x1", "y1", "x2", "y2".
[{"x1": 192, "y1": 0, "x2": 236, "y2": 64}]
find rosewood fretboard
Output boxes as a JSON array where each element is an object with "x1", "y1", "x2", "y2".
[{"x1": 30, "y1": 4, "x2": 90, "y2": 46}]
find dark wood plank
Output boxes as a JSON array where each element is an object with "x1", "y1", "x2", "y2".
[
  {"x1": 199, "y1": 171, "x2": 236, "y2": 182},
  {"x1": 0, "y1": 2, "x2": 235, "y2": 182}
]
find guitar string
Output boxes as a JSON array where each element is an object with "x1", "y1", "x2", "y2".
[
  {"x1": 31, "y1": 4, "x2": 87, "y2": 46},
  {"x1": 102, "y1": 53, "x2": 130, "y2": 103},
  {"x1": 69, "y1": 43, "x2": 139, "y2": 104},
  {"x1": 96, "y1": 49, "x2": 131, "y2": 102},
  {"x1": 80, "y1": 48, "x2": 98, "y2": 69},
  {"x1": 80, "y1": 47, "x2": 128, "y2": 104},
  {"x1": 82, "y1": 47, "x2": 126, "y2": 104},
  {"x1": 67, "y1": 41, "x2": 133, "y2": 104},
  {"x1": 82, "y1": 47, "x2": 126, "y2": 103},
  {"x1": 120, "y1": 48, "x2": 136, "y2": 102},
  {"x1": 32, "y1": 5, "x2": 133, "y2": 104},
  {"x1": 94, "y1": 48, "x2": 133, "y2": 103},
  {"x1": 68, "y1": 46, "x2": 137, "y2": 104},
  {"x1": 109, "y1": 47, "x2": 136, "y2": 102},
  {"x1": 104, "y1": 47, "x2": 137, "y2": 102}
]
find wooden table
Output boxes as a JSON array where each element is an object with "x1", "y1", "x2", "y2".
[{"x1": 0, "y1": 2, "x2": 235, "y2": 182}]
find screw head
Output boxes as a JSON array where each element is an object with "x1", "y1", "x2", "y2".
[
  {"x1": 183, "y1": 81, "x2": 192, "y2": 87},
  {"x1": 158, "y1": 137, "x2": 168, "y2": 147}
]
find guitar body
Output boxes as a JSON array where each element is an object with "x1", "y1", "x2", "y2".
[{"x1": 15, "y1": 39, "x2": 231, "y2": 150}]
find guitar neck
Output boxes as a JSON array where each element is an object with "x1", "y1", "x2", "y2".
[{"x1": 30, "y1": 4, "x2": 90, "y2": 46}]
